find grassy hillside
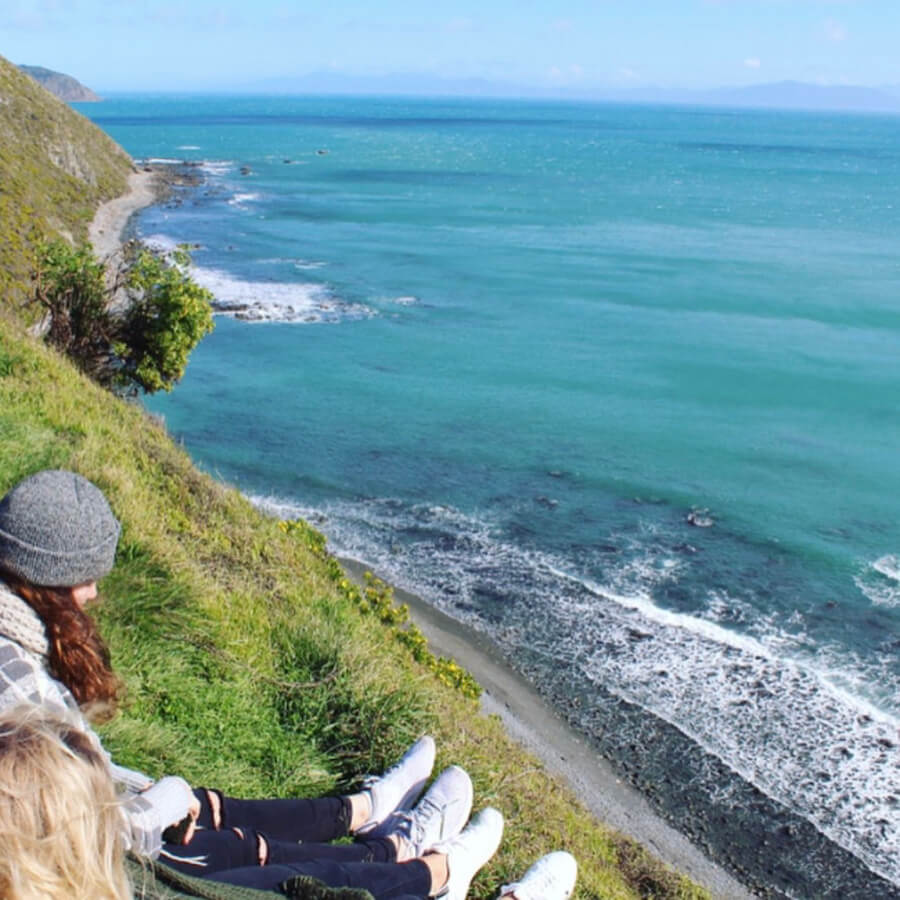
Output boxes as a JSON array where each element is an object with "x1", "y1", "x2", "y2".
[
  {"x1": 0, "y1": 54, "x2": 708, "y2": 899},
  {"x1": 0, "y1": 320, "x2": 707, "y2": 900},
  {"x1": 0, "y1": 54, "x2": 130, "y2": 309}
]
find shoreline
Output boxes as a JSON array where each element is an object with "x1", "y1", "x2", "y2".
[
  {"x1": 89, "y1": 167, "x2": 166, "y2": 259},
  {"x1": 340, "y1": 557, "x2": 754, "y2": 900},
  {"x1": 89, "y1": 161, "x2": 200, "y2": 260},
  {"x1": 104, "y1": 165, "x2": 896, "y2": 900},
  {"x1": 100, "y1": 166, "x2": 748, "y2": 897}
]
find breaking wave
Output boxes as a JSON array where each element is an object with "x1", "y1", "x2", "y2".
[
  {"x1": 190, "y1": 266, "x2": 375, "y2": 324},
  {"x1": 252, "y1": 491, "x2": 900, "y2": 886}
]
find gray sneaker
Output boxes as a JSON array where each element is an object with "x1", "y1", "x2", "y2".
[
  {"x1": 438, "y1": 806, "x2": 504, "y2": 900},
  {"x1": 355, "y1": 735, "x2": 436, "y2": 834},
  {"x1": 499, "y1": 851, "x2": 578, "y2": 900},
  {"x1": 384, "y1": 765, "x2": 473, "y2": 857}
]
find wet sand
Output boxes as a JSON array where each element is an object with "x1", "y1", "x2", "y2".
[
  {"x1": 340, "y1": 558, "x2": 754, "y2": 900},
  {"x1": 89, "y1": 168, "x2": 165, "y2": 259}
]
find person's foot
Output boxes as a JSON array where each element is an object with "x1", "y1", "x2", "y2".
[
  {"x1": 385, "y1": 765, "x2": 473, "y2": 858},
  {"x1": 499, "y1": 851, "x2": 578, "y2": 900},
  {"x1": 435, "y1": 807, "x2": 504, "y2": 900},
  {"x1": 355, "y1": 735, "x2": 436, "y2": 834}
]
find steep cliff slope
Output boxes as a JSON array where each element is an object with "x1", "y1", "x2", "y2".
[{"x1": 0, "y1": 54, "x2": 131, "y2": 309}]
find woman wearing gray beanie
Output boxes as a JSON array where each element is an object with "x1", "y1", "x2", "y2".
[{"x1": 0, "y1": 470, "x2": 497, "y2": 900}]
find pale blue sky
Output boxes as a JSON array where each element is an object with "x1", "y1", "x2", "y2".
[{"x1": 3, "y1": 0, "x2": 899, "y2": 93}]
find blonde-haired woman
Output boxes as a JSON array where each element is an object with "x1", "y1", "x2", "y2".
[
  {"x1": 0, "y1": 707, "x2": 131, "y2": 900},
  {"x1": 0, "y1": 708, "x2": 504, "y2": 900}
]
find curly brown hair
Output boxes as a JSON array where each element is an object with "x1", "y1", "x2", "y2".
[{"x1": 1, "y1": 569, "x2": 121, "y2": 721}]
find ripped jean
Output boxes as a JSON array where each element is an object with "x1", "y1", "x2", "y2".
[{"x1": 158, "y1": 789, "x2": 397, "y2": 876}]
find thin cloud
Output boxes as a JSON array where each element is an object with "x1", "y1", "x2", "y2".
[
  {"x1": 614, "y1": 67, "x2": 640, "y2": 84},
  {"x1": 8, "y1": 0, "x2": 68, "y2": 30},
  {"x1": 744, "y1": 57, "x2": 762, "y2": 69},
  {"x1": 823, "y1": 18, "x2": 848, "y2": 42},
  {"x1": 547, "y1": 63, "x2": 585, "y2": 84},
  {"x1": 446, "y1": 17, "x2": 474, "y2": 33}
]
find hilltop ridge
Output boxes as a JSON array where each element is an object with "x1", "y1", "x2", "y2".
[{"x1": 19, "y1": 63, "x2": 102, "y2": 102}]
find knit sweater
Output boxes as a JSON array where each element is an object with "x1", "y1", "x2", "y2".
[
  {"x1": 127, "y1": 856, "x2": 374, "y2": 900},
  {"x1": 0, "y1": 582, "x2": 194, "y2": 858}
]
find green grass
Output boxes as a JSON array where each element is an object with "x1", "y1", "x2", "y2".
[{"x1": 0, "y1": 317, "x2": 709, "y2": 900}]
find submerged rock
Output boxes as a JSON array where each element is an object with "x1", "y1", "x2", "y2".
[{"x1": 687, "y1": 507, "x2": 714, "y2": 528}]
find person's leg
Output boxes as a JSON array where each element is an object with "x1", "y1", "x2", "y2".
[
  {"x1": 158, "y1": 828, "x2": 264, "y2": 875},
  {"x1": 207, "y1": 810, "x2": 502, "y2": 900},
  {"x1": 208, "y1": 859, "x2": 433, "y2": 899},
  {"x1": 194, "y1": 735, "x2": 436, "y2": 843},
  {"x1": 196, "y1": 789, "x2": 354, "y2": 843},
  {"x1": 158, "y1": 828, "x2": 400, "y2": 877},
  {"x1": 169, "y1": 764, "x2": 473, "y2": 876}
]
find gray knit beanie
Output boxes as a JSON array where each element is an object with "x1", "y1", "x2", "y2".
[{"x1": 0, "y1": 470, "x2": 120, "y2": 587}]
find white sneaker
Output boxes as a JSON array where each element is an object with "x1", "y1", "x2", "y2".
[
  {"x1": 499, "y1": 851, "x2": 578, "y2": 900},
  {"x1": 355, "y1": 735, "x2": 436, "y2": 834},
  {"x1": 438, "y1": 807, "x2": 504, "y2": 900},
  {"x1": 384, "y1": 765, "x2": 473, "y2": 858}
]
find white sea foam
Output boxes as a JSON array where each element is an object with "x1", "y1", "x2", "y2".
[
  {"x1": 190, "y1": 266, "x2": 375, "y2": 324},
  {"x1": 257, "y1": 258, "x2": 327, "y2": 270},
  {"x1": 144, "y1": 157, "x2": 185, "y2": 165},
  {"x1": 855, "y1": 555, "x2": 900, "y2": 608},
  {"x1": 874, "y1": 555, "x2": 900, "y2": 582},
  {"x1": 199, "y1": 160, "x2": 234, "y2": 176},
  {"x1": 177, "y1": 145, "x2": 201, "y2": 150},
  {"x1": 248, "y1": 491, "x2": 900, "y2": 886},
  {"x1": 140, "y1": 233, "x2": 181, "y2": 254},
  {"x1": 227, "y1": 192, "x2": 261, "y2": 208},
  {"x1": 392, "y1": 296, "x2": 420, "y2": 306}
]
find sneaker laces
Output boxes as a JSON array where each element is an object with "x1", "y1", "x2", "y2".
[{"x1": 393, "y1": 793, "x2": 448, "y2": 850}]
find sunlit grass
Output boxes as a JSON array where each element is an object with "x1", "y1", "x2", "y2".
[{"x1": 0, "y1": 319, "x2": 707, "y2": 899}]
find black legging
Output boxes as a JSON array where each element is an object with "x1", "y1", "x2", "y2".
[
  {"x1": 210, "y1": 858, "x2": 432, "y2": 899},
  {"x1": 159, "y1": 789, "x2": 397, "y2": 876}
]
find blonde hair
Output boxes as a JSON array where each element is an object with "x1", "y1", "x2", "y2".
[{"x1": 0, "y1": 708, "x2": 132, "y2": 900}]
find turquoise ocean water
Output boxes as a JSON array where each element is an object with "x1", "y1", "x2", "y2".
[{"x1": 84, "y1": 96, "x2": 899, "y2": 896}]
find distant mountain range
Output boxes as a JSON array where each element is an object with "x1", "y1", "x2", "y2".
[
  {"x1": 244, "y1": 72, "x2": 900, "y2": 114},
  {"x1": 19, "y1": 65, "x2": 101, "y2": 102},
  {"x1": 622, "y1": 81, "x2": 900, "y2": 113}
]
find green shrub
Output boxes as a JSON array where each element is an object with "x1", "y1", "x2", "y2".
[{"x1": 31, "y1": 240, "x2": 214, "y2": 394}]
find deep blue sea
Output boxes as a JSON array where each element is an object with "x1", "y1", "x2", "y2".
[{"x1": 83, "y1": 96, "x2": 900, "y2": 895}]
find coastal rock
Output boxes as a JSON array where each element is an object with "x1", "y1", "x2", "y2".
[{"x1": 687, "y1": 507, "x2": 714, "y2": 527}]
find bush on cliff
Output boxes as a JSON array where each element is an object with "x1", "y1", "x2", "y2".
[{"x1": 32, "y1": 239, "x2": 214, "y2": 394}]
